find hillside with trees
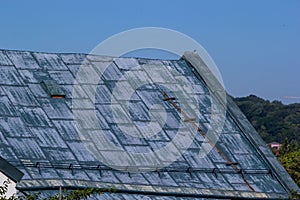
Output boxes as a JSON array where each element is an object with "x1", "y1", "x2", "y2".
[
  {"x1": 233, "y1": 95, "x2": 300, "y2": 144},
  {"x1": 279, "y1": 145, "x2": 300, "y2": 187},
  {"x1": 234, "y1": 95, "x2": 300, "y2": 189}
]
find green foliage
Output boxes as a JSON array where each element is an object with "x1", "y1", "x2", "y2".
[
  {"x1": 288, "y1": 190, "x2": 300, "y2": 200},
  {"x1": 280, "y1": 138, "x2": 299, "y2": 155},
  {"x1": 234, "y1": 95, "x2": 300, "y2": 144},
  {"x1": 279, "y1": 148, "x2": 300, "y2": 187}
]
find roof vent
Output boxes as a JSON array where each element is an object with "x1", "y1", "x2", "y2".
[{"x1": 41, "y1": 80, "x2": 65, "y2": 98}]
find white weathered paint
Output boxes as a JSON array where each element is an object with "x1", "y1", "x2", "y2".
[{"x1": 0, "y1": 172, "x2": 16, "y2": 198}]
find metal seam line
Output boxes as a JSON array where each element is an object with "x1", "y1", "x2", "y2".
[{"x1": 161, "y1": 91, "x2": 256, "y2": 192}]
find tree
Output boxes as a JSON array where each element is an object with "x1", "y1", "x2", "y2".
[
  {"x1": 280, "y1": 138, "x2": 299, "y2": 155},
  {"x1": 279, "y1": 148, "x2": 300, "y2": 187},
  {"x1": 234, "y1": 95, "x2": 300, "y2": 144}
]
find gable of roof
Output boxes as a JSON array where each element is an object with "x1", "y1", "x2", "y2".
[{"x1": 0, "y1": 49, "x2": 299, "y2": 199}]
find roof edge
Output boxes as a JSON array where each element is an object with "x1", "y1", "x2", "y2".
[
  {"x1": 0, "y1": 157, "x2": 24, "y2": 182},
  {"x1": 16, "y1": 179, "x2": 287, "y2": 199},
  {"x1": 182, "y1": 51, "x2": 227, "y2": 107},
  {"x1": 226, "y1": 94, "x2": 300, "y2": 194},
  {"x1": 182, "y1": 51, "x2": 300, "y2": 195},
  {"x1": 0, "y1": 48, "x2": 178, "y2": 61}
]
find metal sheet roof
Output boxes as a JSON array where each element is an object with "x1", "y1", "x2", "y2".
[{"x1": 0, "y1": 49, "x2": 298, "y2": 199}]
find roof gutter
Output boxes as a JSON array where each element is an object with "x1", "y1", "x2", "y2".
[
  {"x1": 16, "y1": 179, "x2": 287, "y2": 200},
  {"x1": 17, "y1": 185, "x2": 288, "y2": 200}
]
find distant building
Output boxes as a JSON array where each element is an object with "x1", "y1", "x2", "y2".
[
  {"x1": 268, "y1": 142, "x2": 282, "y2": 156},
  {"x1": 0, "y1": 49, "x2": 299, "y2": 199}
]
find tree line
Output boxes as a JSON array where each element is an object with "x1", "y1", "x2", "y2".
[{"x1": 233, "y1": 94, "x2": 300, "y2": 144}]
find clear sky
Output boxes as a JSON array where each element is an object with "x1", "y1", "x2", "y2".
[{"x1": 0, "y1": 0, "x2": 299, "y2": 104}]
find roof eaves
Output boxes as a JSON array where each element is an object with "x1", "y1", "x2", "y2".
[
  {"x1": 16, "y1": 179, "x2": 287, "y2": 199},
  {"x1": 0, "y1": 157, "x2": 24, "y2": 182}
]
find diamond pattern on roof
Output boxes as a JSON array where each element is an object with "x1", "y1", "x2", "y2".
[
  {"x1": 0, "y1": 66, "x2": 24, "y2": 85},
  {"x1": 0, "y1": 49, "x2": 297, "y2": 199},
  {"x1": 5, "y1": 51, "x2": 40, "y2": 69},
  {"x1": 0, "y1": 51, "x2": 13, "y2": 65}
]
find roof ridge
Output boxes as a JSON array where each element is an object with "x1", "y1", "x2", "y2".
[{"x1": 0, "y1": 48, "x2": 179, "y2": 61}]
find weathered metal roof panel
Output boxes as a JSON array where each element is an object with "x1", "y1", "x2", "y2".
[{"x1": 0, "y1": 49, "x2": 297, "y2": 199}]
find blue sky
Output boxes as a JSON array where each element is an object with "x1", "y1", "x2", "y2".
[{"x1": 0, "y1": 0, "x2": 299, "y2": 104}]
